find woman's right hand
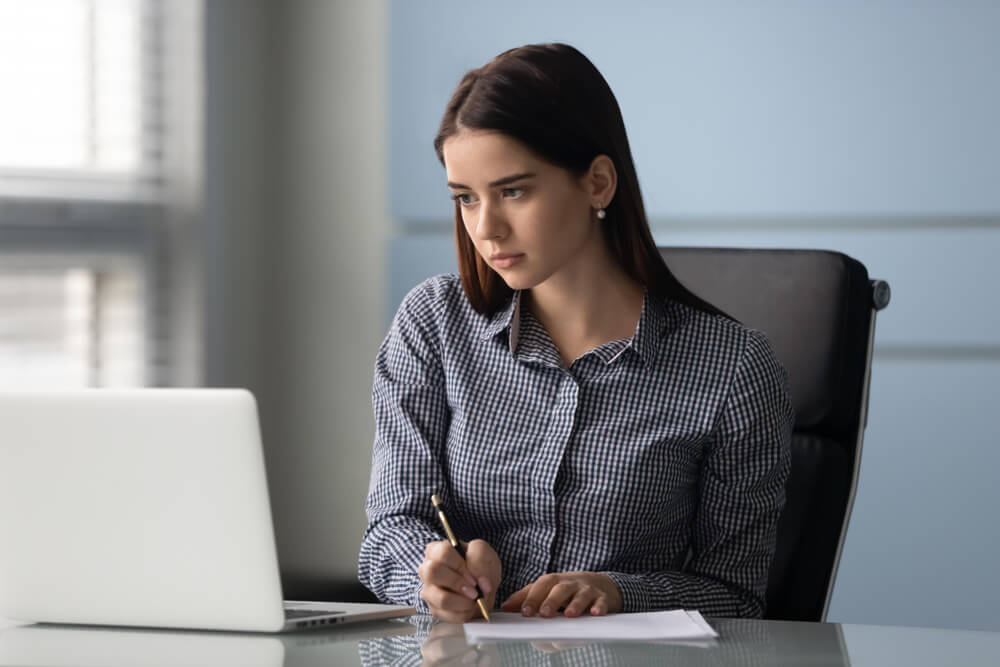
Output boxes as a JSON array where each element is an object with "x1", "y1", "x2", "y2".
[{"x1": 418, "y1": 539, "x2": 501, "y2": 622}]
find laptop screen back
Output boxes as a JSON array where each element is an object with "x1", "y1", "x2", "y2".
[{"x1": 0, "y1": 389, "x2": 287, "y2": 632}]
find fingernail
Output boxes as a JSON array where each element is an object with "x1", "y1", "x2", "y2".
[
  {"x1": 521, "y1": 605, "x2": 533, "y2": 616},
  {"x1": 466, "y1": 575, "x2": 477, "y2": 588},
  {"x1": 462, "y1": 586, "x2": 478, "y2": 599},
  {"x1": 540, "y1": 605, "x2": 552, "y2": 616},
  {"x1": 478, "y1": 576, "x2": 492, "y2": 594}
]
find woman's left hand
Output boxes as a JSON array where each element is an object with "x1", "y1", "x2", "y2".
[{"x1": 500, "y1": 571, "x2": 623, "y2": 618}]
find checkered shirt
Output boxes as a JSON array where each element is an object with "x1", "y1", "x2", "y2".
[{"x1": 359, "y1": 274, "x2": 793, "y2": 617}]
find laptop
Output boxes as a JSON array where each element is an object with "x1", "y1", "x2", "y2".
[{"x1": 0, "y1": 389, "x2": 414, "y2": 633}]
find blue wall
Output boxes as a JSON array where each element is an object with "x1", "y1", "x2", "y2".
[{"x1": 387, "y1": 0, "x2": 1000, "y2": 631}]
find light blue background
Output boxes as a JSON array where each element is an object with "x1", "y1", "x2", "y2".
[{"x1": 386, "y1": 0, "x2": 1000, "y2": 631}]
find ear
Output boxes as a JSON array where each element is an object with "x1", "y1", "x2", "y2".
[{"x1": 584, "y1": 155, "x2": 617, "y2": 210}]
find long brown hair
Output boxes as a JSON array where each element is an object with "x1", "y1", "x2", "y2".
[{"x1": 434, "y1": 43, "x2": 723, "y2": 317}]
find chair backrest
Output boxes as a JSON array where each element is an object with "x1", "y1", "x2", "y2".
[{"x1": 659, "y1": 247, "x2": 889, "y2": 621}]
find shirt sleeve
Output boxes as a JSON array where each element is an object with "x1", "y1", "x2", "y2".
[
  {"x1": 358, "y1": 282, "x2": 451, "y2": 612},
  {"x1": 604, "y1": 329, "x2": 794, "y2": 617}
]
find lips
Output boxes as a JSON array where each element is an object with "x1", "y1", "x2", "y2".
[{"x1": 490, "y1": 253, "x2": 524, "y2": 269}]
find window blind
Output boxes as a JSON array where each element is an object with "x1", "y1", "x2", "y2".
[
  {"x1": 0, "y1": 0, "x2": 163, "y2": 200},
  {"x1": 0, "y1": 256, "x2": 146, "y2": 388},
  {"x1": 0, "y1": 0, "x2": 171, "y2": 388}
]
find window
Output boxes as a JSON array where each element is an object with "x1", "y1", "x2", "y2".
[
  {"x1": 0, "y1": 255, "x2": 145, "y2": 388},
  {"x1": 0, "y1": 0, "x2": 171, "y2": 388}
]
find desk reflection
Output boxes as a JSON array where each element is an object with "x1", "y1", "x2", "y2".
[
  {"x1": 0, "y1": 616, "x2": 852, "y2": 667},
  {"x1": 0, "y1": 619, "x2": 415, "y2": 667},
  {"x1": 359, "y1": 616, "x2": 851, "y2": 666},
  {"x1": 8, "y1": 615, "x2": 1000, "y2": 666}
]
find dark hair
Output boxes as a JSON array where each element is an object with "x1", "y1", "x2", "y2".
[{"x1": 434, "y1": 43, "x2": 724, "y2": 317}]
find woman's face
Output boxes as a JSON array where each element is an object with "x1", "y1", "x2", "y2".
[{"x1": 442, "y1": 130, "x2": 604, "y2": 292}]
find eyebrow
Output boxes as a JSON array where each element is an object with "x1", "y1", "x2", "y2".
[{"x1": 447, "y1": 172, "x2": 536, "y2": 190}]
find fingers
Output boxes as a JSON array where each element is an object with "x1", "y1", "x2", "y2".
[
  {"x1": 561, "y1": 585, "x2": 603, "y2": 618},
  {"x1": 419, "y1": 584, "x2": 480, "y2": 623},
  {"x1": 418, "y1": 557, "x2": 478, "y2": 599},
  {"x1": 500, "y1": 585, "x2": 528, "y2": 612},
  {"x1": 589, "y1": 597, "x2": 609, "y2": 616},
  {"x1": 419, "y1": 540, "x2": 484, "y2": 622},
  {"x1": 501, "y1": 573, "x2": 557, "y2": 616},
  {"x1": 520, "y1": 574, "x2": 560, "y2": 617},
  {"x1": 424, "y1": 541, "x2": 474, "y2": 578},
  {"x1": 529, "y1": 578, "x2": 578, "y2": 617},
  {"x1": 421, "y1": 541, "x2": 478, "y2": 591},
  {"x1": 500, "y1": 573, "x2": 615, "y2": 617},
  {"x1": 464, "y1": 539, "x2": 501, "y2": 596}
]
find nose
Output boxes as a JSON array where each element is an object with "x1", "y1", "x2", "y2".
[{"x1": 473, "y1": 198, "x2": 506, "y2": 241}]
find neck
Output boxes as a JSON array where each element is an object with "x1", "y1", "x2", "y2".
[{"x1": 526, "y1": 243, "x2": 644, "y2": 362}]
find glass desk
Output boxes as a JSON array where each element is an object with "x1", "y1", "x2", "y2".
[{"x1": 2, "y1": 615, "x2": 999, "y2": 666}]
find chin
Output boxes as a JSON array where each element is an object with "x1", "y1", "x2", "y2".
[
  {"x1": 498, "y1": 277, "x2": 530, "y2": 291},
  {"x1": 495, "y1": 271, "x2": 539, "y2": 292}
]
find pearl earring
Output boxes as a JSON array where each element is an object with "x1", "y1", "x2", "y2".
[{"x1": 596, "y1": 207, "x2": 606, "y2": 220}]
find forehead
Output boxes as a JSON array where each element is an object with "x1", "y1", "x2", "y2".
[{"x1": 442, "y1": 130, "x2": 545, "y2": 185}]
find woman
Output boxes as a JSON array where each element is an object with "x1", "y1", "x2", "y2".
[{"x1": 359, "y1": 43, "x2": 793, "y2": 622}]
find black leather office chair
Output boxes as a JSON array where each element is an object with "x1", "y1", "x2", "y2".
[{"x1": 661, "y1": 247, "x2": 890, "y2": 622}]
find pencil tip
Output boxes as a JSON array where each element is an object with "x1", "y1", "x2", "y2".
[{"x1": 431, "y1": 494, "x2": 442, "y2": 506}]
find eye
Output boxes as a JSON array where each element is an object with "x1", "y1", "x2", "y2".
[
  {"x1": 450, "y1": 192, "x2": 477, "y2": 206},
  {"x1": 501, "y1": 187, "x2": 524, "y2": 199}
]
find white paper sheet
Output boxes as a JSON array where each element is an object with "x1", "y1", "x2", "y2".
[{"x1": 463, "y1": 609, "x2": 718, "y2": 643}]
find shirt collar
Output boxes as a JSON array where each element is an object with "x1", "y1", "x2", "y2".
[
  {"x1": 480, "y1": 289, "x2": 671, "y2": 364},
  {"x1": 628, "y1": 290, "x2": 670, "y2": 366},
  {"x1": 480, "y1": 291, "x2": 521, "y2": 357}
]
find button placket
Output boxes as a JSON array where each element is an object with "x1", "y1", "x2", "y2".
[{"x1": 528, "y1": 370, "x2": 579, "y2": 573}]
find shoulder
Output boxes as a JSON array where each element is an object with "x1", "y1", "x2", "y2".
[
  {"x1": 659, "y1": 301, "x2": 792, "y2": 435},
  {"x1": 660, "y1": 298, "x2": 785, "y2": 378},
  {"x1": 661, "y1": 298, "x2": 749, "y2": 349},
  {"x1": 392, "y1": 274, "x2": 488, "y2": 338},
  {"x1": 397, "y1": 273, "x2": 464, "y2": 313},
  {"x1": 396, "y1": 273, "x2": 468, "y2": 320}
]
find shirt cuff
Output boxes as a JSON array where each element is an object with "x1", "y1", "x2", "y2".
[
  {"x1": 603, "y1": 571, "x2": 652, "y2": 612},
  {"x1": 412, "y1": 579, "x2": 432, "y2": 614}
]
